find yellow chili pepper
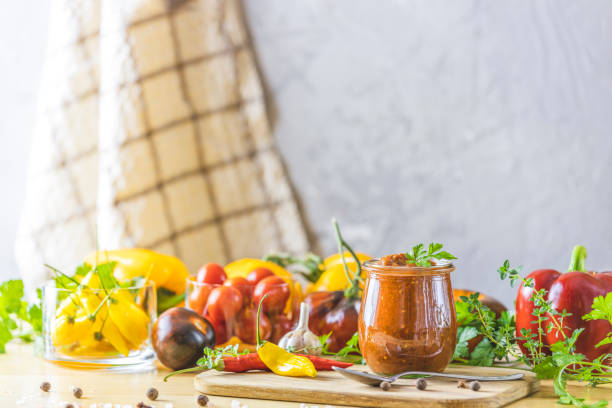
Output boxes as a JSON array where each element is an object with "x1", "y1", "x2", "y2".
[
  {"x1": 107, "y1": 290, "x2": 150, "y2": 349},
  {"x1": 84, "y1": 249, "x2": 189, "y2": 294},
  {"x1": 256, "y1": 342, "x2": 317, "y2": 377}
]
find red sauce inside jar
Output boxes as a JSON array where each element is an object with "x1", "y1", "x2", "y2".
[{"x1": 358, "y1": 256, "x2": 456, "y2": 375}]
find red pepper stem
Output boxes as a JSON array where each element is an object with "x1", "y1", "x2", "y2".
[{"x1": 568, "y1": 245, "x2": 588, "y2": 272}]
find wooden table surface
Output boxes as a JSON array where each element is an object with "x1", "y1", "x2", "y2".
[{"x1": 2, "y1": 344, "x2": 611, "y2": 408}]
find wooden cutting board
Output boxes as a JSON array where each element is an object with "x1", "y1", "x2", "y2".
[{"x1": 195, "y1": 364, "x2": 539, "y2": 408}]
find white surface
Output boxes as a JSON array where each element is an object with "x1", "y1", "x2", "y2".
[{"x1": 2, "y1": 1, "x2": 612, "y2": 306}]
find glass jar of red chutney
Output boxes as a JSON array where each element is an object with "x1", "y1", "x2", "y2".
[{"x1": 358, "y1": 258, "x2": 457, "y2": 375}]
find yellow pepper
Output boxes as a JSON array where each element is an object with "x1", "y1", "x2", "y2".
[
  {"x1": 84, "y1": 249, "x2": 189, "y2": 294},
  {"x1": 257, "y1": 342, "x2": 317, "y2": 377},
  {"x1": 306, "y1": 252, "x2": 371, "y2": 294},
  {"x1": 107, "y1": 290, "x2": 150, "y2": 349}
]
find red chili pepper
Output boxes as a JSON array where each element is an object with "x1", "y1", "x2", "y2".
[
  {"x1": 298, "y1": 354, "x2": 353, "y2": 370},
  {"x1": 215, "y1": 353, "x2": 353, "y2": 372},
  {"x1": 515, "y1": 245, "x2": 612, "y2": 362}
]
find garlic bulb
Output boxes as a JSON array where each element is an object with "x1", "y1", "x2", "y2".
[{"x1": 278, "y1": 302, "x2": 321, "y2": 355}]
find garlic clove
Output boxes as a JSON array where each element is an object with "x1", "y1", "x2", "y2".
[{"x1": 278, "y1": 302, "x2": 321, "y2": 354}]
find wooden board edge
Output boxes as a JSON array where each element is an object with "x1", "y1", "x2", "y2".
[{"x1": 194, "y1": 375, "x2": 541, "y2": 408}]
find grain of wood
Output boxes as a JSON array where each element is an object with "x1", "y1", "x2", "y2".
[{"x1": 195, "y1": 365, "x2": 540, "y2": 408}]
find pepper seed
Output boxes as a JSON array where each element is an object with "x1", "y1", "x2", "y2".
[
  {"x1": 40, "y1": 381, "x2": 51, "y2": 392},
  {"x1": 137, "y1": 402, "x2": 152, "y2": 408},
  {"x1": 146, "y1": 387, "x2": 159, "y2": 401},
  {"x1": 470, "y1": 381, "x2": 481, "y2": 391},
  {"x1": 72, "y1": 386, "x2": 83, "y2": 399},
  {"x1": 197, "y1": 394, "x2": 210, "y2": 406},
  {"x1": 415, "y1": 377, "x2": 427, "y2": 391},
  {"x1": 379, "y1": 381, "x2": 391, "y2": 391},
  {"x1": 457, "y1": 380, "x2": 467, "y2": 388}
]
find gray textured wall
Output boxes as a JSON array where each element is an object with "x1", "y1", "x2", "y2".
[
  {"x1": 244, "y1": 0, "x2": 612, "y2": 306},
  {"x1": 2, "y1": 1, "x2": 612, "y2": 308}
]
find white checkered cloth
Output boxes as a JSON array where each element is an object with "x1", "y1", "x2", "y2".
[{"x1": 15, "y1": 0, "x2": 308, "y2": 289}]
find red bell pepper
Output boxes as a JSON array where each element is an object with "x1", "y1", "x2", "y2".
[{"x1": 515, "y1": 245, "x2": 612, "y2": 361}]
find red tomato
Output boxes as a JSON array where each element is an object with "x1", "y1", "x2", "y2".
[
  {"x1": 187, "y1": 284, "x2": 212, "y2": 315},
  {"x1": 235, "y1": 307, "x2": 271, "y2": 344},
  {"x1": 205, "y1": 314, "x2": 229, "y2": 345},
  {"x1": 270, "y1": 313, "x2": 294, "y2": 344},
  {"x1": 205, "y1": 286, "x2": 243, "y2": 322},
  {"x1": 246, "y1": 267, "x2": 275, "y2": 285},
  {"x1": 223, "y1": 277, "x2": 253, "y2": 305},
  {"x1": 197, "y1": 263, "x2": 227, "y2": 285},
  {"x1": 253, "y1": 276, "x2": 290, "y2": 315}
]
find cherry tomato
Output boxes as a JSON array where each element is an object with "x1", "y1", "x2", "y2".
[
  {"x1": 246, "y1": 267, "x2": 275, "y2": 285},
  {"x1": 187, "y1": 284, "x2": 212, "y2": 315},
  {"x1": 223, "y1": 277, "x2": 253, "y2": 305},
  {"x1": 234, "y1": 306, "x2": 271, "y2": 344},
  {"x1": 205, "y1": 286, "x2": 243, "y2": 322},
  {"x1": 197, "y1": 263, "x2": 227, "y2": 285},
  {"x1": 253, "y1": 276, "x2": 290, "y2": 315},
  {"x1": 205, "y1": 314, "x2": 229, "y2": 345},
  {"x1": 270, "y1": 313, "x2": 294, "y2": 344}
]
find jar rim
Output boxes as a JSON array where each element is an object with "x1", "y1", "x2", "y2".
[{"x1": 362, "y1": 258, "x2": 454, "y2": 275}]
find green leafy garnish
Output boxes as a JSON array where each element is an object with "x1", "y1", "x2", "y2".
[
  {"x1": 583, "y1": 293, "x2": 612, "y2": 348},
  {"x1": 319, "y1": 332, "x2": 364, "y2": 364},
  {"x1": 0, "y1": 280, "x2": 43, "y2": 353},
  {"x1": 156, "y1": 288, "x2": 185, "y2": 314},
  {"x1": 264, "y1": 252, "x2": 324, "y2": 283},
  {"x1": 405, "y1": 243, "x2": 457, "y2": 267},
  {"x1": 164, "y1": 344, "x2": 249, "y2": 381}
]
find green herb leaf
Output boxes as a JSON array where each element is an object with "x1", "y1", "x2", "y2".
[
  {"x1": 0, "y1": 279, "x2": 43, "y2": 353},
  {"x1": 453, "y1": 326, "x2": 478, "y2": 360},
  {"x1": 405, "y1": 243, "x2": 457, "y2": 267}
]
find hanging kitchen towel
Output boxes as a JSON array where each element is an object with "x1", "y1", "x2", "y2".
[{"x1": 15, "y1": 0, "x2": 308, "y2": 289}]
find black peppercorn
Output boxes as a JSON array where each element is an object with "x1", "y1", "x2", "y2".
[
  {"x1": 197, "y1": 394, "x2": 209, "y2": 406},
  {"x1": 146, "y1": 387, "x2": 159, "y2": 400},
  {"x1": 379, "y1": 381, "x2": 391, "y2": 391},
  {"x1": 470, "y1": 380, "x2": 481, "y2": 391},
  {"x1": 415, "y1": 377, "x2": 427, "y2": 390},
  {"x1": 40, "y1": 381, "x2": 51, "y2": 392},
  {"x1": 72, "y1": 386, "x2": 83, "y2": 398}
]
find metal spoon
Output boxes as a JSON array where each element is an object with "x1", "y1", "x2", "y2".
[{"x1": 332, "y1": 366, "x2": 524, "y2": 386}]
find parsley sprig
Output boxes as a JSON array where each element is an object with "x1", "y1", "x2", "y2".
[
  {"x1": 319, "y1": 332, "x2": 364, "y2": 364},
  {"x1": 405, "y1": 243, "x2": 457, "y2": 267},
  {"x1": 0, "y1": 280, "x2": 43, "y2": 353}
]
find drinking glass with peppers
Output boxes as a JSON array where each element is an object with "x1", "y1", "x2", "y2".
[{"x1": 43, "y1": 262, "x2": 156, "y2": 366}]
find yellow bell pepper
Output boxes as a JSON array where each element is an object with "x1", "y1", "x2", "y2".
[
  {"x1": 306, "y1": 252, "x2": 371, "y2": 294},
  {"x1": 257, "y1": 342, "x2": 317, "y2": 377},
  {"x1": 84, "y1": 249, "x2": 189, "y2": 294}
]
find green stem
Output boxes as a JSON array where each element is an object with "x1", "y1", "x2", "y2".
[
  {"x1": 89, "y1": 291, "x2": 113, "y2": 321},
  {"x1": 256, "y1": 294, "x2": 268, "y2": 349},
  {"x1": 331, "y1": 218, "x2": 362, "y2": 301},
  {"x1": 568, "y1": 245, "x2": 587, "y2": 272},
  {"x1": 163, "y1": 365, "x2": 208, "y2": 381}
]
